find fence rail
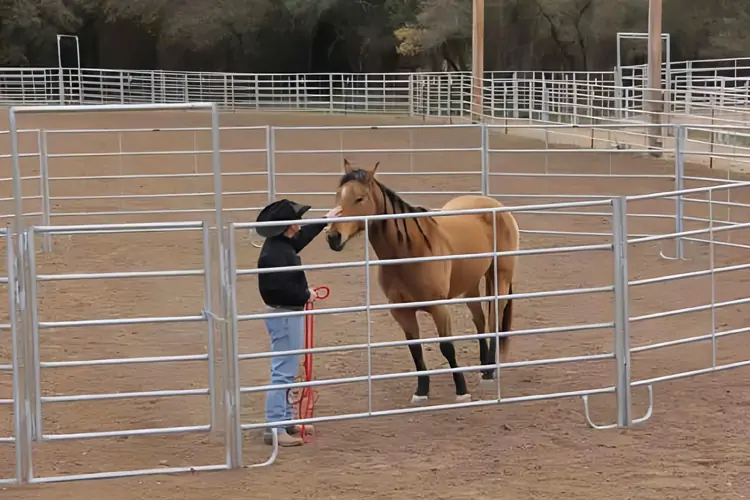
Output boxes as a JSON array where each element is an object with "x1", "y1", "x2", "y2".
[
  {"x1": 1, "y1": 94, "x2": 750, "y2": 484},
  {"x1": 1, "y1": 179, "x2": 748, "y2": 483},
  {"x1": 2, "y1": 58, "x2": 750, "y2": 126}
]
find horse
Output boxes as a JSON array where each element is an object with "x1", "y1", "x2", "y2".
[{"x1": 326, "y1": 159, "x2": 520, "y2": 404}]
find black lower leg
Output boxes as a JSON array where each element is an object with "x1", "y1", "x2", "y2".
[
  {"x1": 483, "y1": 337, "x2": 497, "y2": 380},
  {"x1": 479, "y1": 338, "x2": 494, "y2": 378},
  {"x1": 440, "y1": 341, "x2": 468, "y2": 395},
  {"x1": 408, "y1": 344, "x2": 430, "y2": 397}
]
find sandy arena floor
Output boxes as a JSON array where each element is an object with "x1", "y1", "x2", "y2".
[{"x1": 0, "y1": 110, "x2": 748, "y2": 499}]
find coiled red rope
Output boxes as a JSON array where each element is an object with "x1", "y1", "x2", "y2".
[{"x1": 290, "y1": 285, "x2": 329, "y2": 442}]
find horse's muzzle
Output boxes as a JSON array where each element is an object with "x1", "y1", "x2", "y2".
[{"x1": 327, "y1": 232, "x2": 344, "y2": 251}]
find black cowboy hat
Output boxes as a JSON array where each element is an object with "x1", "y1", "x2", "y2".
[{"x1": 255, "y1": 199, "x2": 312, "y2": 238}]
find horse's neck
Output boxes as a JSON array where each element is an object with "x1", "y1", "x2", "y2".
[
  {"x1": 368, "y1": 182, "x2": 431, "y2": 259},
  {"x1": 367, "y1": 228, "x2": 405, "y2": 261}
]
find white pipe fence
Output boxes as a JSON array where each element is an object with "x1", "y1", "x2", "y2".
[
  {"x1": 0, "y1": 102, "x2": 749, "y2": 484},
  {"x1": 0, "y1": 179, "x2": 748, "y2": 483},
  {"x1": 3, "y1": 61, "x2": 750, "y2": 128},
  {"x1": 4, "y1": 121, "x2": 750, "y2": 254}
]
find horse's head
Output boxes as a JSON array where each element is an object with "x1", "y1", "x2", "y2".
[{"x1": 327, "y1": 159, "x2": 380, "y2": 252}]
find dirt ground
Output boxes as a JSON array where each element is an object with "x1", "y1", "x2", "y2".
[{"x1": 0, "y1": 110, "x2": 749, "y2": 499}]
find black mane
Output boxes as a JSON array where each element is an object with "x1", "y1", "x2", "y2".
[
  {"x1": 339, "y1": 168, "x2": 432, "y2": 251},
  {"x1": 339, "y1": 168, "x2": 369, "y2": 186}
]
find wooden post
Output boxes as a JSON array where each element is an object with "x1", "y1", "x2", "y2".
[
  {"x1": 472, "y1": 0, "x2": 485, "y2": 121},
  {"x1": 647, "y1": 0, "x2": 663, "y2": 155}
]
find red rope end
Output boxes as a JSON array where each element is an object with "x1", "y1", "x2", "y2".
[{"x1": 293, "y1": 286, "x2": 329, "y2": 443}]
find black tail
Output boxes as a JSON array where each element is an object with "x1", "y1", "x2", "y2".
[
  {"x1": 483, "y1": 270, "x2": 514, "y2": 365},
  {"x1": 499, "y1": 283, "x2": 513, "y2": 359}
]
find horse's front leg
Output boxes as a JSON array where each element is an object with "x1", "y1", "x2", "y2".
[
  {"x1": 390, "y1": 307, "x2": 429, "y2": 404},
  {"x1": 427, "y1": 304, "x2": 471, "y2": 402}
]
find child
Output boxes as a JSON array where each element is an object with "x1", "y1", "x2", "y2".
[{"x1": 255, "y1": 199, "x2": 341, "y2": 446}]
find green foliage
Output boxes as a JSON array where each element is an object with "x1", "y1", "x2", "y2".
[
  {"x1": 1, "y1": 0, "x2": 750, "y2": 71},
  {"x1": 0, "y1": 0, "x2": 80, "y2": 64}
]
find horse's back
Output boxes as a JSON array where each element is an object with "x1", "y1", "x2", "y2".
[
  {"x1": 438, "y1": 195, "x2": 517, "y2": 247},
  {"x1": 437, "y1": 195, "x2": 519, "y2": 294}
]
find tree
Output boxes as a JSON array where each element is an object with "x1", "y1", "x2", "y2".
[
  {"x1": 2, "y1": 0, "x2": 750, "y2": 72},
  {"x1": 0, "y1": 0, "x2": 80, "y2": 65}
]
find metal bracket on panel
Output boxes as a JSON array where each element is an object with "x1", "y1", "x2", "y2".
[
  {"x1": 249, "y1": 229, "x2": 263, "y2": 248},
  {"x1": 581, "y1": 384, "x2": 654, "y2": 430},
  {"x1": 245, "y1": 427, "x2": 279, "y2": 469},
  {"x1": 659, "y1": 245, "x2": 690, "y2": 262},
  {"x1": 201, "y1": 309, "x2": 227, "y2": 324}
]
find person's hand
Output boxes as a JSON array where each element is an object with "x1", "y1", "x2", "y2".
[
  {"x1": 325, "y1": 206, "x2": 342, "y2": 218},
  {"x1": 308, "y1": 287, "x2": 318, "y2": 302}
]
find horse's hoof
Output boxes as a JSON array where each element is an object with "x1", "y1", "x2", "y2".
[
  {"x1": 411, "y1": 394, "x2": 429, "y2": 405},
  {"x1": 479, "y1": 377, "x2": 497, "y2": 391},
  {"x1": 456, "y1": 393, "x2": 472, "y2": 403}
]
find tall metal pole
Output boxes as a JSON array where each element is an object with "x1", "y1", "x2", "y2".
[
  {"x1": 647, "y1": 0, "x2": 663, "y2": 154},
  {"x1": 472, "y1": 0, "x2": 485, "y2": 121},
  {"x1": 56, "y1": 34, "x2": 82, "y2": 105}
]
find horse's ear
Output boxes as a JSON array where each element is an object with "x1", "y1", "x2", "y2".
[
  {"x1": 343, "y1": 158, "x2": 354, "y2": 173},
  {"x1": 365, "y1": 162, "x2": 380, "y2": 183}
]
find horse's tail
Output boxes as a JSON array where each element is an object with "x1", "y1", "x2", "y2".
[
  {"x1": 484, "y1": 267, "x2": 513, "y2": 360},
  {"x1": 500, "y1": 284, "x2": 513, "y2": 358}
]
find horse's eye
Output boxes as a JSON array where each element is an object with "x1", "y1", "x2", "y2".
[{"x1": 354, "y1": 197, "x2": 364, "y2": 204}]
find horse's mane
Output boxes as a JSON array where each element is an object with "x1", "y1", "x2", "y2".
[{"x1": 339, "y1": 169, "x2": 433, "y2": 252}]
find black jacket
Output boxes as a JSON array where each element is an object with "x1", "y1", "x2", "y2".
[{"x1": 257, "y1": 222, "x2": 328, "y2": 309}]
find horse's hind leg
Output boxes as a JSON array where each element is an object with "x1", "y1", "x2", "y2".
[
  {"x1": 482, "y1": 269, "x2": 513, "y2": 384},
  {"x1": 465, "y1": 286, "x2": 492, "y2": 379},
  {"x1": 390, "y1": 307, "x2": 430, "y2": 404},
  {"x1": 426, "y1": 305, "x2": 471, "y2": 402}
]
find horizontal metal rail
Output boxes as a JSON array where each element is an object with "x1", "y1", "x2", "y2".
[
  {"x1": 37, "y1": 269, "x2": 203, "y2": 281},
  {"x1": 46, "y1": 148, "x2": 265, "y2": 159},
  {"x1": 238, "y1": 321, "x2": 613, "y2": 361},
  {"x1": 41, "y1": 353, "x2": 209, "y2": 368},
  {"x1": 236, "y1": 243, "x2": 612, "y2": 277},
  {"x1": 42, "y1": 387, "x2": 209, "y2": 403},
  {"x1": 39, "y1": 314, "x2": 205, "y2": 329},
  {"x1": 241, "y1": 354, "x2": 614, "y2": 395},
  {"x1": 237, "y1": 284, "x2": 612, "y2": 322},
  {"x1": 239, "y1": 385, "x2": 616, "y2": 431},
  {"x1": 632, "y1": 324, "x2": 750, "y2": 354}
]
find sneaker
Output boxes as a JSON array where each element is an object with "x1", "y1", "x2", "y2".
[
  {"x1": 287, "y1": 424, "x2": 315, "y2": 436},
  {"x1": 263, "y1": 431, "x2": 303, "y2": 447}
]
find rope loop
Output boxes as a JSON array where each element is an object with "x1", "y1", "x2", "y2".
[{"x1": 288, "y1": 285, "x2": 329, "y2": 442}]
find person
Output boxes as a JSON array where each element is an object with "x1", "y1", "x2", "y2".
[{"x1": 255, "y1": 199, "x2": 341, "y2": 447}]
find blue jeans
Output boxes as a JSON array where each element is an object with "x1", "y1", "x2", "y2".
[{"x1": 264, "y1": 311, "x2": 304, "y2": 434}]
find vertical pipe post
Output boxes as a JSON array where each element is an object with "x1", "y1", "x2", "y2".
[
  {"x1": 202, "y1": 222, "x2": 217, "y2": 431},
  {"x1": 480, "y1": 123, "x2": 489, "y2": 196},
  {"x1": 9, "y1": 107, "x2": 34, "y2": 482},
  {"x1": 26, "y1": 227, "x2": 42, "y2": 442},
  {"x1": 8, "y1": 229, "x2": 30, "y2": 484},
  {"x1": 56, "y1": 36, "x2": 64, "y2": 105},
  {"x1": 209, "y1": 104, "x2": 241, "y2": 469},
  {"x1": 674, "y1": 125, "x2": 685, "y2": 260},
  {"x1": 708, "y1": 189, "x2": 716, "y2": 369},
  {"x1": 266, "y1": 126, "x2": 276, "y2": 204},
  {"x1": 38, "y1": 131, "x2": 51, "y2": 252},
  {"x1": 224, "y1": 223, "x2": 242, "y2": 467},
  {"x1": 612, "y1": 196, "x2": 632, "y2": 428},
  {"x1": 365, "y1": 222, "x2": 373, "y2": 415},
  {"x1": 492, "y1": 207, "x2": 500, "y2": 400}
]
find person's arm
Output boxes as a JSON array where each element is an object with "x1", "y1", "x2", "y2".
[
  {"x1": 290, "y1": 206, "x2": 342, "y2": 253},
  {"x1": 290, "y1": 222, "x2": 327, "y2": 252}
]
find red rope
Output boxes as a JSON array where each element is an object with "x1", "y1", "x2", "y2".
[{"x1": 292, "y1": 285, "x2": 329, "y2": 443}]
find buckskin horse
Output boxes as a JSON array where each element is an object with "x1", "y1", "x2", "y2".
[{"x1": 326, "y1": 159, "x2": 520, "y2": 404}]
